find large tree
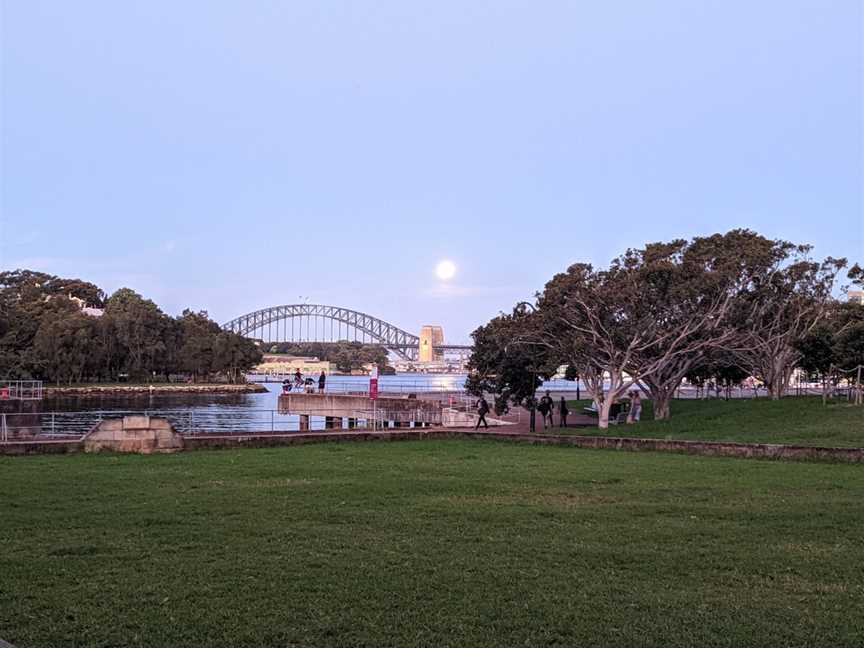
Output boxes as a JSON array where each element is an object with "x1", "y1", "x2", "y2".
[
  {"x1": 465, "y1": 304, "x2": 554, "y2": 416},
  {"x1": 732, "y1": 248, "x2": 846, "y2": 400},
  {"x1": 176, "y1": 310, "x2": 223, "y2": 381},
  {"x1": 797, "y1": 299, "x2": 864, "y2": 403},
  {"x1": 614, "y1": 232, "x2": 765, "y2": 419},
  {"x1": 531, "y1": 262, "x2": 647, "y2": 428},
  {"x1": 31, "y1": 311, "x2": 102, "y2": 384},
  {"x1": 0, "y1": 271, "x2": 104, "y2": 379},
  {"x1": 214, "y1": 331, "x2": 263, "y2": 383},
  {"x1": 533, "y1": 232, "x2": 766, "y2": 426},
  {"x1": 102, "y1": 289, "x2": 170, "y2": 380}
]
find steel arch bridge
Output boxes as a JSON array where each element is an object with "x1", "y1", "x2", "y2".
[{"x1": 223, "y1": 304, "x2": 424, "y2": 360}]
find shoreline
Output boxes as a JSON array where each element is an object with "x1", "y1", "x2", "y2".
[{"x1": 44, "y1": 383, "x2": 268, "y2": 397}]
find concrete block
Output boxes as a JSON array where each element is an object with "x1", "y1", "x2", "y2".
[
  {"x1": 123, "y1": 415, "x2": 151, "y2": 431},
  {"x1": 83, "y1": 417, "x2": 183, "y2": 454}
]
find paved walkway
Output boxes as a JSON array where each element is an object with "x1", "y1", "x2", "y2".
[{"x1": 476, "y1": 406, "x2": 596, "y2": 433}]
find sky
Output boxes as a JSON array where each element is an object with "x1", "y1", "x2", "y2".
[{"x1": 1, "y1": 1, "x2": 862, "y2": 343}]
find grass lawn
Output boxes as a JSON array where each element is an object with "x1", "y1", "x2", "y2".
[
  {"x1": 2, "y1": 442, "x2": 863, "y2": 647},
  {"x1": 565, "y1": 397, "x2": 864, "y2": 447}
]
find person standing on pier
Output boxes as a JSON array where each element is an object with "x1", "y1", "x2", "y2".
[{"x1": 318, "y1": 371, "x2": 326, "y2": 394}]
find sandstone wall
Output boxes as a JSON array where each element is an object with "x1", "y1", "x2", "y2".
[{"x1": 83, "y1": 416, "x2": 183, "y2": 454}]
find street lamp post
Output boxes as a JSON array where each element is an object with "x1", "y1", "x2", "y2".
[
  {"x1": 529, "y1": 367, "x2": 537, "y2": 434},
  {"x1": 506, "y1": 341, "x2": 539, "y2": 434}
]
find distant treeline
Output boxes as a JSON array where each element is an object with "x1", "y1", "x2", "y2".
[
  {"x1": 264, "y1": 342, "x2": 391, "y2": 374},
  {"x1": 0, "y1": 270, "x2": 262, "y2": 384}
]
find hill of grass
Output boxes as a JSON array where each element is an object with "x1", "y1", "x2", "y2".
[{"x1": 565, "y1": 397, "x2": 863, "y2": 447}]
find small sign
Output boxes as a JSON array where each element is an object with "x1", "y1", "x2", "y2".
[{"x1": 370, "y1": 366, "x2": 379, "y2": 400}]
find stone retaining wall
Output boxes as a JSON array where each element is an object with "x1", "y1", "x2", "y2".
[
  {"x1": 3, "y1": 427, "x2": 863, "y2": 463},
  {"x1": 83, "y1": 416, "x2": 183, "y2": 454},
  {"x1": 445, "y1": 430, "x2": 864, "y2": 463},
  {"x1": 183, "y1": 429, "x2": 864, "y2": 463},
  {"x1": 44, "y1": 383, "x2": 266, "y2": 397},
  {"x1": 0, "y1": 440, "x2": 82, "y2": 455}
]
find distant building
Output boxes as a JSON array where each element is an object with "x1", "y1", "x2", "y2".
[
  {"x1": 849, "y1": 290, "x2": 864, "y2": 305},
  {"x1": 63, "y1": 294, "x2": 104, "y2": 317},
  {"x1": 255, "y1": 355, "x2": 333, "y2": 375},
  {"x1": 418, "y1": 325, "x2": 445, "y2": 362}
]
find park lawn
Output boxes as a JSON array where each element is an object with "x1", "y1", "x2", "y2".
[
  {"x1": 565, "y1": 397, "x2": 864, "y2": 447},
  {"x1": 1, "y1": 441, "x2": 863, "y2": 648}
]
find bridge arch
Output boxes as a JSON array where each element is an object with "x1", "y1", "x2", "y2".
[{"x1": 223, "y1": 304, "x2": 421, "y2": 360}]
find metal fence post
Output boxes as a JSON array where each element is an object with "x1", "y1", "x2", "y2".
[{"x1": 271, "y1": 410, "x2": 274, "y2": 432}]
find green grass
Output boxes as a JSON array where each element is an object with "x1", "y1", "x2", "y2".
[
  {"x1": 565, "y1": 397, "x2": 864, "y2": 447},
  {"x1": 2, "y1": 442, "x2": 863, "y2": 647}
]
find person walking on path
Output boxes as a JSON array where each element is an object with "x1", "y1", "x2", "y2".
[
  {"x1": 318, "y1": 371, "x2": 326, "y2": 394},
  {"x1": 538, "y1": 391, "x2": 555, "y2": 429},
  {"x1": 559, "y1": 397, "x2": 569, "y2": 428},
  {"x1": 627, "y1": 390, "x2": 642, "y2": 424},
  {"x1": 475, "y1": 396, "x2": 490, "y2": 430}
]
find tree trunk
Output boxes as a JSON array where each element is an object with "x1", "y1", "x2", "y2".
[
  {"x1": 643, "y1": 378, "x2": 681, "y2": 421},
  {"x1": 768, "y1": 371, "x2": 790, "y2": 400},
  {"x1": 653, "y1": 394, "x2": 671, "y2": 420},
  {"x1": 598, "y1": 398, "x2": 613, "y2": 429}
]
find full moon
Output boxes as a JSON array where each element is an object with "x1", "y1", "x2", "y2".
[{"x1": 435, "y1": 259, "x2": 456, "y2": 281}]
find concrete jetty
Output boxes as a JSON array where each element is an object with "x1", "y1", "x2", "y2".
[{"x1": 278, "y1": 392, "x2": 442, "y2": 429}]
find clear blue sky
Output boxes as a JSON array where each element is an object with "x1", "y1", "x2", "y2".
[{"x1": 2, "y1": 1, "x2": 862, "y2": 343}]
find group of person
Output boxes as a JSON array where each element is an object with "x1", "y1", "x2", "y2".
[
  {"x1": 282, "y1": 369, "x2": 327, "y2": 394},
  {"x1": 537, "y1": 392, "x2": 570, "y2": 429},
  {"x1": 473, "y1": 391, "x2": 572, "y2": 430},
  {"x1": 474, "y1": 389, "x2": 644, "y2": 430}
]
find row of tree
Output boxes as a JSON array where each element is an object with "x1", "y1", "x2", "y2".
[
  {"x1": 264, "y1": 342, "x2": 391, "y2": 374},
  {"x1": 466, "y1": 230, "x2": 863, "y2": 427},
  {"x1": 0, "y1": 270, "x2": 262, "y2": 384}
]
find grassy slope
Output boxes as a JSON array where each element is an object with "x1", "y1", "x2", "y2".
[
  {"x1": 2, "y1": 442, "x2": 863, "y2": 648},
  {"x1": 565, "y1": 397, "x2": 864, "y2": 447}
]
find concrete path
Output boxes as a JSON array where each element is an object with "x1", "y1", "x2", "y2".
[{"x1": 473, "y1": 406, "x2": 596, "y2": 433}]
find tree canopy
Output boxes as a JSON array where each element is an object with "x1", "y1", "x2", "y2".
[
  {"x1": 0, "y1": 270, "x2": 261, "y2": 384},
  {"x1": 467, "y1": 230, "x2": 858, "y2": 428}
]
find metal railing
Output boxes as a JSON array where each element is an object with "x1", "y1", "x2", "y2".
[
  {"x1": 0, "y1": 407, "x2": 450, "y2": 442},
  {"x1": 251, "y1": 374, "x2": 466, "y2": 395},
  {"x1": 353, "y1": 408, "x2": 442, "y2": 430},
  {"x1": 0, "y1": 380, "x2": 43, "y2": 400},
  {"x1": 1, "y1": 411, "x2": 92, "y2": 442}
]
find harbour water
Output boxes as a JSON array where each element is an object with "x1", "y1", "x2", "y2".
[{"x1": 17, "y1": 374, "x2": 584, "y2": 437}]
